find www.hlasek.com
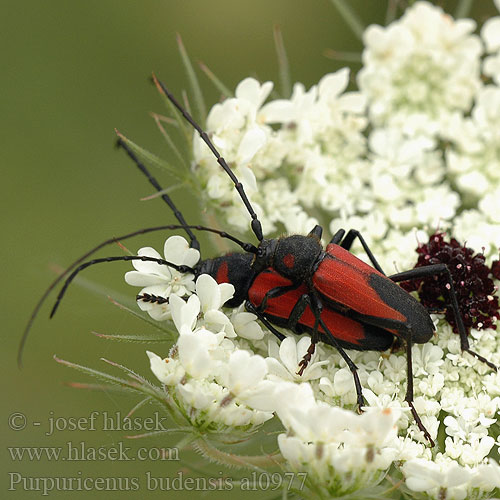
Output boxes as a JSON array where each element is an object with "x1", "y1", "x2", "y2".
[
  {"x1": 8, "y1": 471, "x2": 308, "y2": 495},
  {"x1": 8, "y1": 441, "x2": 179, "y2": 462}
]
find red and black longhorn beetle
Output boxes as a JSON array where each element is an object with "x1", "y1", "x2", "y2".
[{"x1": 21, "y1": 75, "x2": 496, "y2": 447}]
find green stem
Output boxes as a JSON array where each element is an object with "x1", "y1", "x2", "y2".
[
  {"x1": 176, "y1": 33, "x2": 207, "y2": 123},
  {"x1": 329, "y1": 0, "x2": 365, "y2": 41},
  {"x1": 274, "y1": 25, "x2": 292, "y2": 98},
  {"x1": 198, "y1": 61, "x2": 233, "y2": 98},
  {"x1": 323, "y1": 48, "x2": 362, "y2": 63},
  {"x1": 385, "y1": 0, "x2": 400, "y2": 25},
  {"x1": 193, "y1": 437, "x2": 285, "y2": 470},
  {"x1": 455, "y1": 0, "x2": 474, "y2": 19}
]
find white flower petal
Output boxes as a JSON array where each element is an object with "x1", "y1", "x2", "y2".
[
  {"x1": 170, "y1": 294, "x2": 200, "y2": 333},
  {"x1": 481, "y1": 17, "x2": 500, "y2": 52},
  {"x1": 235, "y1": 78, "x2": 273, "y2": 108},
  {"x1": 125, "y1": 271, "x2": 164, "y2": 287},
  {"x1": 219, "y1": 282, "x2": 235, "y2": 307},
  {"x1": 196, "y1": 274, "x2": 221, "y2": 312},
  {"x1": 163, "y1": 235, "x2": 200, "y2": 267},
  {"x1": 318, "y1": 68, "x2": 350, "y2": 99},
  {"x1": 237, "y1": 128, "x2": 267, "y2": 165},
  {"x1": 259, "y1": 99, "x2": 295, "y2": 123}
]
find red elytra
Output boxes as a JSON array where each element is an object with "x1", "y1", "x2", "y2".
[
  {"x1": 248, "y1": 267, "x2": 393, "y2": 351},
  {"x1": 312, "y1": 243, "x2": 436, "y2": 344},
  {"x1": 314, "y1": 244, "x2": 406, "y2": 323}
]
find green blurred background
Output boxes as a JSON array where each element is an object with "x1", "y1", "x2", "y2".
[{"x1": 2, "y1": 1, "x2": 496, "y2": 498}]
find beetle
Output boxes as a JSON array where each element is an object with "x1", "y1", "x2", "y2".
[{"x1": 21, "y1": 75, "x2": 496, "y2": 447}]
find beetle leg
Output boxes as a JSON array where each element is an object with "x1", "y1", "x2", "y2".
[
  {"x1": 285, "y1": 293, "x2": 314, "y2": 332},
  {"x1": 281, "y1": 293, "x2": 319, "y2": 375},
  {"x1": 244, "y1": 282, "x2": 307, "y2": 349},
  {"x1": 390, "y1": 264, "x2": 497, "y2": 371},
  {"x1": 308, "y1": 225, "x2": 323, "y2": 240},
  {"x1": 297, "y1": 341, "x2": 317, "y2": 376},
  {"x1": 254, "y1": 282, "x2": 301, "y2": 313},
  {"x1": 246, "y1": 290, "x2": 321, "y2": 373},
  {"x1": 333, "y1": 229, "x2": 386, "y2": 275},
  {"x1": 424, "y1": 306, "x2": 447, "y2": 314},
  {"x1": 250, "y1": 289, "x2": 320, "y2": 374},
  {"x1": 342, "y1": 312, "x2": 435, "y2": 443},
  {"x1": 329, "y1": 228, "x2": 345, "y2": 245},
  {"x1": 310, "y1": 295, "x2": 366, "y2": 411},
  {"x1": 402, "y1": 330, "x2": 435, "y2": 447},
  {"x1": 244, "y1": 300, "x2": 286, "y2": 341}
]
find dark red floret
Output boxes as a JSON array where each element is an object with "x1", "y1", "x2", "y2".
[
  {"x1": 401, "y1": 232, "x2": 500, "y2": 334},
  {"x1": 492, "y1": 259, "x2": 500, "y2": 280}
]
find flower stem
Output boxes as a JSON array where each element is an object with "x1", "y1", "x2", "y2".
[
  {"x1": 193, "y1": 437, "x2": 285, "y2": 470},
  {"x1": 329, "y1": 0, "x2": 365, "y2": 41},
  {"x1": 455, "y1": 0, "x2": 474, "y2": 19}
]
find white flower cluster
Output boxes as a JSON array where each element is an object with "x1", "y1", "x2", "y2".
[
  {"x1": 122, "y1": 1, "x2": 500, "y2": 498},
  {"x1": 276, "y1": 383, "x2": 402, "y2": 497},
  {"x1": 482, "y1": 0, "x2": 500, "y2": 86},
  {"x1": 442, "y1": 0, "x2": 500, "y2": 257},
  {"x1": 191, "y1": 1, "x2": 500, "y2": 267},
  {"x1": 359, "y1": 2, "x2": 482, "y2": 136},
  {"x1": 125, "y1": 234, "x2": 500, "y2": 498},
  {"x1": 146, "y1": 272, "x2": 271, "y2": 433}
]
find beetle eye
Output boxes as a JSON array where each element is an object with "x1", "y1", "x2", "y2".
[{"x1": 256, "y1": 244, "x2": 268, "y2": 259}]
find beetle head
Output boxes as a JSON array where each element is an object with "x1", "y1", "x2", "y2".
[{"x1": 251, "y1": 238, "x2": 278, "y2": 274}]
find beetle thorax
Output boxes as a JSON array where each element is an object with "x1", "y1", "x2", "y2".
[{"x1": 273, "y1": 235, "x2": 322, "y2": 282}]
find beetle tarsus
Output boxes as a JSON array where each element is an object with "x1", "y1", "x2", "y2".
[
  {"x1": 464, "y1": 348, "x2": 497, "y2": 371},
  {"x1": 297, "y1": 341, "x2": 316, "y2": 376},
  {"x1": 408, "y1": 400, "x2": 435, "y2": 447}
]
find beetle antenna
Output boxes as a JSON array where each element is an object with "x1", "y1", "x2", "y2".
[
  {"x1": 115, "y1": 133, "x2": 201, "y2": 251},
  {"x1": 19, "y1": 223, "x2": 256, "y2": 367},
  {"x1": 50, "y1": 255, "x2": 195, "y2": 319},
  {"x1": 152, "y1": 74, "x2": 264, "y2": 242}
]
